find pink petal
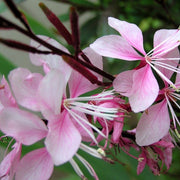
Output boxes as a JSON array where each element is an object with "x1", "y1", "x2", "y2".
[
  {"x1": 69, "y1": 47, "x2": 103, "y2": 97},
  {"x1": 90, "y1": 35, "x2": 144, "y2": 60},
  {"x1": 108, "y1": 17, "x2": 146, "y2": 55},
  {"x1": 38, "y1": 69, "x2": 65, "y2": 119},
  {"x1": 0, "y1": 108, "x2": 47, "y2": 145},
  {"x1": 15, "y1": 148, "x2": 53, "y2": 180},
  {"x1": 137, "y1": 151, "x2": 146, "y2": 175},
  {"x1": 112, "y1": 113, "x2": 124, "y2": 143},
  {"x1": 113, "y1": 70, "x2": 135, "y2": 96},
  {"x1": 0, "y1": 76, "x2": 17, "y2": 110},
  {"x1": 30, "y1": 35, "x2": 72, "y2": 83},
  {"x1": 136, "y1": 100, "x2": 170, "y2": 146},
  {"x1": 153, "y1": 29, "x2": 180, "y2": 57},
  {"x1": 0, "y1": 142, "x2": 21, "y2": 178},
  {"x1": 129, "y1": 65, "x2": 159, "y2": 112},
  {"x1": 9, "y1": 68, "x2": 43, "y2": 111},
  {"x1": 45, "y1": 111, "x2": 81, "y2": 165}
]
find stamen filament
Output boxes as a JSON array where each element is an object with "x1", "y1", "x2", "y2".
[
  {"x1": 146, "y1": 61, "x2": 176, "y2": 87},
  {"x1": 165, "y1": 94, "x2": 180, "y2": 128},
  {"x1": 69, "y1": 158, "x2": 86, "y2": 179},
  {"x1": 146, "y1": 30, "x2": 180, "y2": 57},
  {"x1": 65, "y1": 106, "x2": 106, "y2": 142},
  {"x1": 152, "y1": 42, "x2": 180, "y2": 58},
  {"x1": 76, "y1": 154, "x2": 99, "y2": 180},
  {"x1": 151, "y1": 61, "x2": 180, "y2": 73},
  {"x1": 80, "y1": 143, "x2": 103, "y2": 159}
]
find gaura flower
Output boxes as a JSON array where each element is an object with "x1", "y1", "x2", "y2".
[
  {"x1": 90, "y1": 17, "x2": 180, "y2": 112},
  {"x1": 136, "y1": 66, "x2": 180, "y2": 146},
  {"x1": 7, "y1": 39, "x2": 119, "y2": 166}
]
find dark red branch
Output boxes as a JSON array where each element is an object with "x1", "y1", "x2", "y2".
[
  {"x1": 39, "y1": 3, "x2": 73, "y2": 45},
  {"x1": 70, "y1": 7, "x2": 80, "y2": 57},
  {"x1": 4, "y1": 0, "x2": 32, "y2": 32},
  {"x1": 0, "y1": 38, "x2": 53, "y2": 54}
]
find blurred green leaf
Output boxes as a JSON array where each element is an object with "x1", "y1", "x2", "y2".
[
  {"x1": 61, "y1": 175, "x2": 80, "y2": 180},
  {"x1": 58, "y1": 12, "x2": 70, "y2": 22},
  {"x1": 0, "y1": 0, "x2": 26, "y2": 13},
  {"x1": 68, "y1": 0, "x2": 96, "y2": 7},
  {"x1": 80, "y1": 15, "x2": 100, "y2": 47},
  {"x1": 0, "y1": 53, "x2": 16, "y2": 77},
  {"x1": 24, "y1": 13, "x2": 57, "y2": 39}
]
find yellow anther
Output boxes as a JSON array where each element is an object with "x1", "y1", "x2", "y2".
[
  {"x1": 138, "y1": 157, "x2": 144, "y2": 162},
  {"x1": 170, "y1": 84, "x2": 179, "y2": 92},
  {"x1": 97, "y1": 148, "x2": 106, "y2": 157}
]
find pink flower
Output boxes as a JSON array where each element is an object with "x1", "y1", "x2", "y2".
[
  {"x1": 136, "y1": 66, "x2": 180, "y2": 146},
  {"x1": 90, "y1": 17, "x2": 180, "y2": 112},
  {"x1": 136, "y1": 99, "x2": 170, "y2": 146}
]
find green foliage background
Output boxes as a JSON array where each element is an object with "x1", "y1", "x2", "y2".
[{"x1": 0, "y1": 0, "x2": 180, "y2": 179}]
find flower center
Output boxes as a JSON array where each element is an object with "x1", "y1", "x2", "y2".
[{"x1": 145, "y1": 55, "x2": 151, "y2": 63}]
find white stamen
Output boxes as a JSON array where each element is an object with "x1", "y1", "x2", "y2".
[
  {"x1": 75, "y1": 154, "x2": 99, "y2": 180},
  {"x1": 152, "y1": 42, "x2": 180, "y2": 58},
  {"x1": 65, "y1": 108, "x2": 98, "y2": 144},
  {"x1": 146, "y1": 30, "x2": 180, "y2": 57},
  {"x1": 146, "y1": 61, "x2": 176, "y2": 86},
  {"x1": 151, "y1": 61, "x2": 180, "y2": 74},
  {"x1": 69, "y1": 105, "x2": 118, "y2": 120},
  {"x1": 151, "y1": 57, "x2": 180, "y2": 61},
  {"x1": 65, "y1": 107, "x2": 106, "y2": 143},
  {"x1": 80, "y1": 143, "x2": 103, "y2": 159},
  {"x1": 67, "y1": 90, "x2": 115, "y2": 102},
  {"x1": 69, "y1": 158, "x2": 85, "y2": 179},
  {"x1": 168, "y1": 96, "x2": 180, "y2": 127},
  {"x1": 165, "y1": 94, "x2": 180, "y2": 128}
]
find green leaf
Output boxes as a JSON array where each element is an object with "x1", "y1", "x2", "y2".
[
  {"x1": 68, "y1": 0, "x2": 97, "y2": 7},
  {"x1": 58, "y1": 12, "x2": 70, "y2": 22},
  {"x1": 0, "y1": 53, "x2": 16, "y2": 77},
  {"x1": 0, "y1": 0, "x2": 26, "y2": 13},
  {"x1": 80, "y1": 15, "x2": 100, "y2": 47}
]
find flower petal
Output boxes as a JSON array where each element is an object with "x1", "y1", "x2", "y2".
[
  {"x1": 69, "y1": 47, "x2": 103, "y2": 97},
  {"x1": 15, "y1": 148, "x2": 53, "y2": 180},
  {"x1": 108, "y1": 17, "x2": 146, "y2": 55},
  {"x1": 136, "y1": 100, "x2": 170, "y2": 146},
  {"x1": 90, "y1": 35, "x2": 144, "y2": 60},
  {"x1": 113, "y1": 70, "x2": 135, "y2": 96},
  {"x1": 0, "y1": 107, "x2": 47, "y2": 145},
  {"x1": 45, "y1": 112, "x2": 81, "y2": 165},
  {"x1": 129, "y1": 65, "x2": 159, "y2": 112},
  {"x1": 9, "y1": 68, "x2": 43, "y2": 111},
  {"x1": 38, "y1": 69, "x2": 65, "y2": 119}
]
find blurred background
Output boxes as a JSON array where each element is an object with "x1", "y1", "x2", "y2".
[{"x1": 0, "y1": 0, "x2": 180, "y2": 179}]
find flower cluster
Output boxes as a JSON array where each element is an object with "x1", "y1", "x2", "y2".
[{"x1": 0, "y1": 1, "x2": 179, "y2": 180}]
